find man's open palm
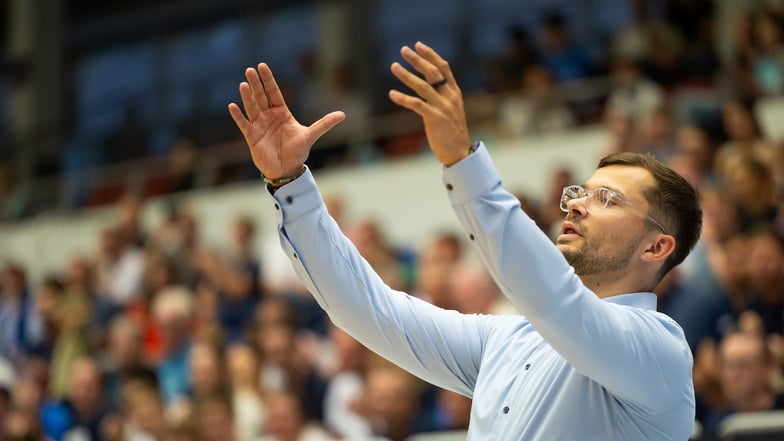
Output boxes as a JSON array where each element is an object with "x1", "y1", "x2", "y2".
[{"x1": 228, "y1": 63, "x2": 345, "y2": 180}]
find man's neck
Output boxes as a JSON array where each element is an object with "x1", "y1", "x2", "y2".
[{"x1": 579, "y1": 270, "x2": 654, "y2": 299}]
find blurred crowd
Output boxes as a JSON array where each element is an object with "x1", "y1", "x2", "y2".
[{"x1": 3, "y1": 1, "x2": 784, "y2": 440}]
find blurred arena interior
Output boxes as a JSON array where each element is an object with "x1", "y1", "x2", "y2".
[{"x1": 2, "y1": 1, "x2": 784, "y2": 440}]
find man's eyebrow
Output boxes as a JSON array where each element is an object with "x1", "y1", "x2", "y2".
[{"x1": 582, "y1": 183, "x2": 628, "y2": 198}]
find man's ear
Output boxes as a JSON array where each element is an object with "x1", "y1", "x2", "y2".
[{"x1": 641, "y1": 234, "x2": 676, "y2": 263}]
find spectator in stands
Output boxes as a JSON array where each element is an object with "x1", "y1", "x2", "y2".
[
  {"x1": 41, "y1": 356, "x2": 113, "y2": 441},
  {"x1": 63, "y1": 256, "x2": 116, "y2": 333},
  {"x1": 115, "y1": 193, "x2": 147, "y2": 249},
  {"x1": 322, "y1": 325, "x2": 372, "y2": 439},
  {"x1": 47, "y1": 278, "x2": 92, "y2": 400},
  {"x1": 600, "y1": 107, "x2": 637, "y2": 157},
  {"x1": 191, "y1": 281, "x2": 225, "y2": 347},
  {"x1": 348, "y1": 219, "x2": 409, "y2": 291},
  {"x1": 194, "y1": 215, "x2": 262, "y2": 342},
  {"x1": 127, "y1": 248, "x2": 179, "y2": 362},
  {"x1": 745, "y1": 228, "x2": 784, "y2": 336},
  {"x1": 706, "y1": 232, "x2": 755, "y2": 339},
  {"x1": 412, "y1": 232, "x2": 464, "y2": 310},
  {"x1": 226, "y1": 343, "x2": 266, "y2": 441},
  {"x1": 151, "y1": 204, "x2": 201, "y2": 288},
  {"x1": 101, "y1": 315, "x2": 155, "y2": 408},
  {"x1": 483, "y1": 25, "x2": 540, "y2": 93},
  {"x1": 701, "y1": 330, "x2": 784, "y2": 439},
  {"x1": 3, "y1": 407, "x2": 43, "y2": 441},
  {"x1": 669, "y1": 124, "x2": 718, "y2": 189},
  {"x1": 433, "y1": 388, "x2": 472, "y2": 432},
  {"x1": 720, "y1": 154, "x2": 778, "y2": 232},
  {"x1": 358, "y1": 365, "x2": 434, "y2": 441},
  {"x1": 259, "y1": 390, "x2": 336, "y2": 441},
  {"x1": 193, "y1": 391, "x2": 237, "y2": 441},
  {"x1": 121, "y1": 381, "x2": 167, "y2": 441},
  {"x1": 10, "y1": 376, "x2": 43, "y2": 415},
  {"x1": 31, "y1": 277, "x2": 66, "y2": 359},
  {"x1": 255, "y1": 320, "x2": 326, "y2": 423},
  {"x1": 537, "y1": 11, "x2": 591, "y2": 83},
  {"x1": 715, "y1": 100, "x2": 782, "y2": 181},
  {"x1": 95, "y1": 226, "x2": 144, "y2": 307},
  {"x1": 632, "y1": 105, "x2": 677, "y2": 164},
  {"x1": 605, "y1": 56, "x2": 665, "y2": 125},
  {"x1": 0, "y1": 265, "x2": 42, "y2": 364},
  {"x1": 633, "y1": 13, "x2": 683, "y2": 88},
  {"x1": 655, "y1": 262, "x2": 730, "y2": 352},
  {"x1": 448, "y1": 264, "x2": 514, "y2": 315},
  {"x1": 152, "y1": 285, "x2": 195, "y2": 408},
  {"x1": 495, "y1": 64, "x2": 575, "y2": 138},
  {"x1": 736, "y1": 8, "x2": 784, "y2": 97},
  {"x1": 187, "y1": 340, "x2": 226, "y2": 401},
  {"x1": 254, "y1": 296, "x2": 296, "y2": 331}
]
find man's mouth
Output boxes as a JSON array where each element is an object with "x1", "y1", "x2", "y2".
[{"x1": 559, "y1": 222, "x2": 583, "y2": 239}]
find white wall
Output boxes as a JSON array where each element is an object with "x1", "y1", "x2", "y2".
[{"x1": 0, "y1": 127, "x2": 608, "y2": 282}]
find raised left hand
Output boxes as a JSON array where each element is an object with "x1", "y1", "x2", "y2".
[{"x1": 388, "y1": 42, "x2": 473, "y2": 166}]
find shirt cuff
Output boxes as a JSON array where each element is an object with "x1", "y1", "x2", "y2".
[
  {"x1": 442, "y1": 141, "x2": 503, "y2": 204},
  {"x1": 265, "y1": 166, "x2": 324, "y2": 224}
]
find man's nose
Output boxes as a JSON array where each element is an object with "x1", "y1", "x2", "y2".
[{"x1": 565, "y1": 197, "x2": 589, "y2": 217}]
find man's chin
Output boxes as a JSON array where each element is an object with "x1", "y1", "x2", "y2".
[{"x1": 556, "y1": 243, "x2": 573, "y2": 257}]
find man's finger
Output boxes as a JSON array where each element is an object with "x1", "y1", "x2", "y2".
[
  {"x1": 307, "y1": 111, "x2": 346, "y2": 145},
  {"x1": 258, "y1": 63, "x2": 287, "y2": 108},
  {"x1": 245, "y1": 67, "x2": 270, "y2": 110},
  {"x1": 388, "y1": 90, "x2": 429, "y2": 116},
  {"x1": 400, "y1": 45, "x2": 443, "y2": 85},
  {"x1": 239, "y1": 82, "x2": 264, "y2": 123},
  {"x1": 390, "y1": 62, "x2": 441, "y2": 104},
  {"x1": 227, "y1": 103, "x2": 252, "y2": 137},
  {"x1": 414, "y1": 41, "x2": 456, "y2": 84}
]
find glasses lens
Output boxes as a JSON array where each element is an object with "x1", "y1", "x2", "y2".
[
  {"x1": 591, "y1": 188, "x2": 613, "y2": 209},
  {"x1": 560, "y1": 186, "x2": 581, "y2": 212}
]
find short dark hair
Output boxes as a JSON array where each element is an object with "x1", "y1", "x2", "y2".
[{"x1": 598, "y1": 152, "x2": 702, "y2": 278}]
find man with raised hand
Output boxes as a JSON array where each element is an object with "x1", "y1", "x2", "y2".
[{"x1": 228, "y1": 41, "x2": 701, "y2": 440}]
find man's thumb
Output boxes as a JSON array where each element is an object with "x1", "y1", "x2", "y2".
[{"x1": 308, "y1": 111, "x2": 346, "y2": 144}]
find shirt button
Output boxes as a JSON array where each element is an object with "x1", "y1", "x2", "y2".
[
  {"x1": 503, "y1": 406, "x2": 509, "y2": 414},
  {"x1": 525, "y1": 364, "x2": 531, "y2": 370},
  {"x1": 285, "y1": 196, "x2": 293, "y2": 204},
  {"x1": 446, "y1": 183, "x2": 453, "y2": 191},
  {"x1": 274, "y1": 203, "x2": 280, "y2": 210},
  {"x1": 469, "y1": 234, "x2": 475, "y2": 241},
  {"x1": 293, "y1": 253, "x2": 298, "y2": 260}
]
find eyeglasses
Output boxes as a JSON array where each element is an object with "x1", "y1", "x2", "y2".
[{"x1": 560, "y1": 185, "x2": 668, "y2": 233}]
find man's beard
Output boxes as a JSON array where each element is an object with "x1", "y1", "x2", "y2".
[{"x1": 560, "y1": 223, "x2": 640, "y2": 276}]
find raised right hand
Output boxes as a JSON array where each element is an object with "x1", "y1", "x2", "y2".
[{"x1": 228, "y1": 63, "x2": 345, "y2": 180}]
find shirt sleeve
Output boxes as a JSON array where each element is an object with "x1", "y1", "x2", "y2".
[
  {"x1": 266, "y1": 169, "x2": 488, "y2": 397},
  {"x1": 443, "y1": 143, "x2": 693, "y2": 414}
]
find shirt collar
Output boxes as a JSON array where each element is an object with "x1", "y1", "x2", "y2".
[{"x1": 601, "y1": 292, "x2": 657, "y2": 310}]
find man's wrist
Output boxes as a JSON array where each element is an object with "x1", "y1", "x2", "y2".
[
  {"x1": 444, "y1": 141, "x2": 480, "y2": 167},
  {"x1": 262, "y1": 165, "x2": 306, "y2": 188}
]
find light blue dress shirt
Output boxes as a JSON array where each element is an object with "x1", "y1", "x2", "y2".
[{"x1": 268, "y1": 143, "x2": 695, "y2": 440}]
